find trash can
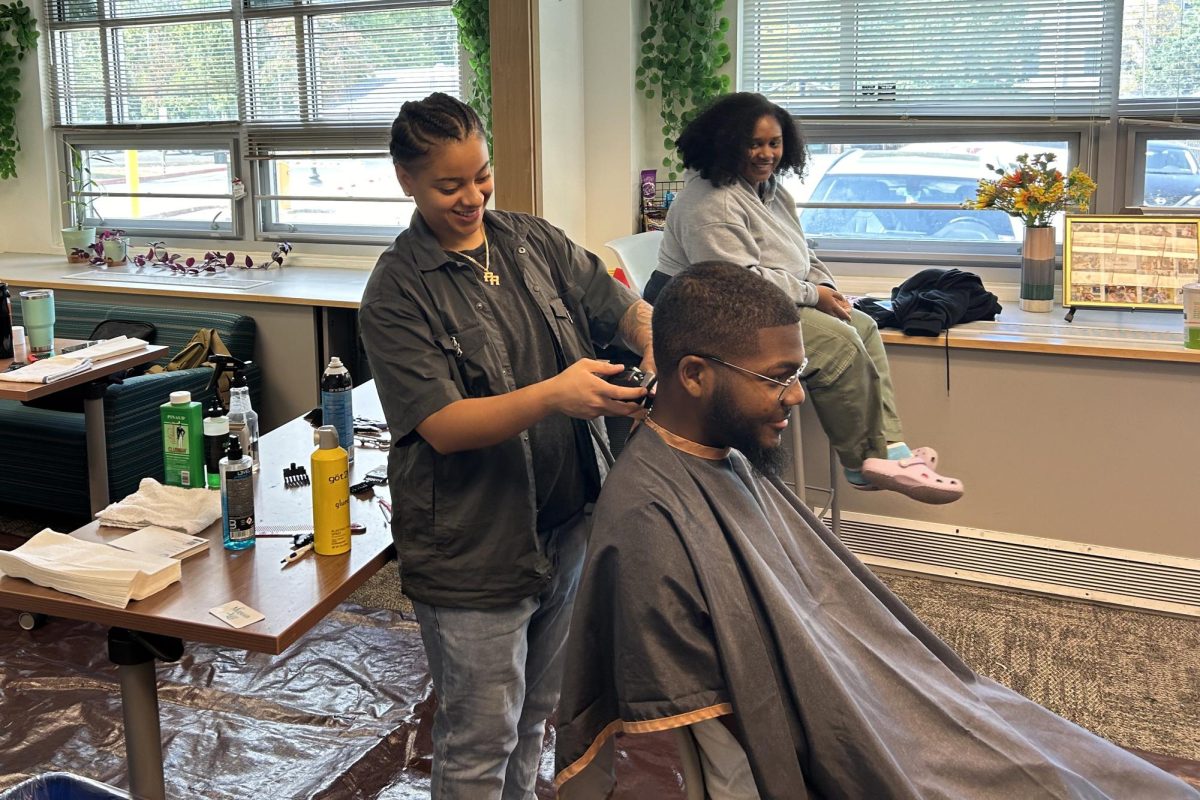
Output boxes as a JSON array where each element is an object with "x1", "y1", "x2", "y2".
[{"x1": 0, "y1": 773, "x2": 130, "y2": 800}]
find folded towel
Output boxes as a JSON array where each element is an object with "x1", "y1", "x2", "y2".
[
  {"x1": 2, "y1": 355, "x2": 92, "y2": 384},
  {"x1": 97, "y1": 477, "x2": 222, "y2": 535},
  {"x1": 0, "y1": 529, "x2": 181, "y2": 608},
  {"x1": 69, "y1": 336, "x2": 150, "y2": 361}
]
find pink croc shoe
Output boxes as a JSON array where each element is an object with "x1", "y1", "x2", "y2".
[{"x1": 860, "y1": 453, "x2": 964, "y2": 505}]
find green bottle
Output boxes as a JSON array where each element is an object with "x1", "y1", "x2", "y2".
[{"x1": 161, "y1": 391, "x2": 205, "y2": 488}]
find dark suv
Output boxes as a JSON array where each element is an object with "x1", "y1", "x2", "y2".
[{"x1": 1143, "y1": 143, "x2": 1200, "y2": 207}]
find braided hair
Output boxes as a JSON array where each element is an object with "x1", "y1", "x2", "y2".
[{"x1": 389, "y1": 92, "x2": 486, "y2": 169}]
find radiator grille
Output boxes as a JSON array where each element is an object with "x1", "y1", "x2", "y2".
[{"x1": 835, "y1": 513, "x2": 1200, "y2": 617}]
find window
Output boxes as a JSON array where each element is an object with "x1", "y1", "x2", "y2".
[
  {"x1": 741, "y1": 0, "x2": 1200, "y2": 265},
  {"x1": 46, "y1": 0, "x2": 461, "y2": 242}
]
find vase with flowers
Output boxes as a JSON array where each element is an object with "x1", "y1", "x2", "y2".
[{"x1": 968, "y1": 153, "x2": 1096, "y2": 312}]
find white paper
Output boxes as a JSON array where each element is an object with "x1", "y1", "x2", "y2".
[
  {"x1": 2, "y1": 356, "x2": 92, "y2": 384},
  {"x1": 209, "y1": 600, "x2": 265, "y2": 628},
  {"x1": 109, "y1": 525, "x2": 209, "y2": 560},
  {"x1": 67, "y1": 335, "x2": 149, "y2": 361}
]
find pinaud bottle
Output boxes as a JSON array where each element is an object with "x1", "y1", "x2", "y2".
[{"x1": 220, "y1": 433, "x2": 255, "y2": 550}]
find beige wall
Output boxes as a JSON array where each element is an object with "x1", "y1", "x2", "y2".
[{"x1": 798, "y1": 344, "x2": 1200, "y2": 560}]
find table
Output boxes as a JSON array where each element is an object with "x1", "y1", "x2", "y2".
[
  {"x1": 0, "y1": 381, "x2": 395, "y2": 799},
  {"x1": 0, "y1": 338, "x2": 169, "y2": 515}
]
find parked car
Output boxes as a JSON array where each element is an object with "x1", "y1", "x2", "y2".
[
  {"x1": 1143, "y1": 142, "x2": 1200, "y2": 207},
  {"x1": 798, "y1": 149, "x2": 1023, "y2": 242}
]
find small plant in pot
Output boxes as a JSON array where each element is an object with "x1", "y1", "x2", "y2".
[
  {"x1": 60, "y1": 145, "x2": 106, "y2": 262},
  {"x1": 96, "y1": 228, "x2": 128, "y2": 265}
]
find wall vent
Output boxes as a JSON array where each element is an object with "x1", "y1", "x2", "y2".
[{"x1": 833, "y1": 512, "x2": 1200, "y2": 618}]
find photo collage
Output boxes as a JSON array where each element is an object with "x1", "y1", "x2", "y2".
[{"x1": 1064, "y1": 216, "x2": 1200, "y2": 309}]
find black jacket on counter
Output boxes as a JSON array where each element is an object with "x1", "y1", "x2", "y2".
[{"x1": 857, "y1": 268, "x2": 1002, "y2": 337}]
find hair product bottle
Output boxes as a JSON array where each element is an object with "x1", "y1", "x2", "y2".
[
  {"x1": 160, "y1": 391, "x2": 205, "y2": 488},
  {"x1": 220, "y1": 433, "x2": 255, "y2": 550},
  {"x1": 203, "y1": 397, "x2": 229, "y2": 490},
  {"x1": 227, "y1": 365, "x2": 260, "y2": 472},
  {"x1": 320, "y1": 356, "x2": 354, "y2": 464},
  {"x1": 311, "y1": 425, "x2": 351, "y2": 556},
  {"x1": 0, "y1": 282, "x2": 13, "y2": 359}
]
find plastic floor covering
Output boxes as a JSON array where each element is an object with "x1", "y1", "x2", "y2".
[{"x1": 0, "y1": 603, "x2": 685, "y2": 799}]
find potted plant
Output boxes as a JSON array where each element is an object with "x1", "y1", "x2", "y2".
[
  {"x1": 96, "y1": 228, "x2": 128, "y2": 265},
  {"x1": 60, "y1": 145, "x2": 104, "y2": 262},
  {"x1": 968, "y1": 153, "x2": 1096, "y2": 312}
]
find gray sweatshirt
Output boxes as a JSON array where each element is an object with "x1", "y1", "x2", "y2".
[{"x1": 657, "y1": 172, "x2": 837, "y2": 306}]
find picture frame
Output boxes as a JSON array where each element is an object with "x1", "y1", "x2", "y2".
[{"x1": 1063, "y1": 215, "x2": 1200, "y2": 311}]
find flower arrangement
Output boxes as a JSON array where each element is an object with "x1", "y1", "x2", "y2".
[{"x1": 967, "y1": 153, "x2": 1096, "y2": 228}]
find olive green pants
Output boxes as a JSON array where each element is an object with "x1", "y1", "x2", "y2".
[{"x1": 798, "y1": 306, "x2": 902, "y2": 470}]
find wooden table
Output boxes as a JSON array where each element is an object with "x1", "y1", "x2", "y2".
[
  {"x1": 0, "y1": 339, "x2": 169, "y2": 514},
  {"x1": 0, "y1": 381, "x2": 395, "y2": 799}
]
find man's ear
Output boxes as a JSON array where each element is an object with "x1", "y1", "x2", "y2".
[
  {"x1": 395, "y1": 164, "x2": 414, "y2": 197},
  {"x1": 677, "y1": 355, "x2": 711, "y2": 399}
]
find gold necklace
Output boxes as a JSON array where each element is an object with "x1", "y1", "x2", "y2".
[{"x1": 453, "y1": 230, "x2": 499, "y2": 286}]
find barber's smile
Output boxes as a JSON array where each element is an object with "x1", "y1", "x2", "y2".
[{"x1": 453, "y1": 208, "x2": 482, "y2": 223}]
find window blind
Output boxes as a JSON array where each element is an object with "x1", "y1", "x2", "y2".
[
  {"x1": 46, "y1": 0, "x2": 461, "y2": 128},
  {"x1": 1118, "y1": 0, "x2": 1200, "y2": 117},
  {"x1": 740, "y1": 0, "x2": 1120, "y2": 118}
]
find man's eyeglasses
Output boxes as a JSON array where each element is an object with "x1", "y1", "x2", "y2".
[{"x1": 700, "y1": 355, "x2": 808, "y2": 403}]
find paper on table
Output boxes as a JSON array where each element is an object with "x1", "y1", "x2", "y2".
[
  {"x1": 67, "y1": 336, "x2": 149, "y2": 361},
  {"x1": 1, "y1": 356, "x2": 92, "y2": 384},
  {"x1": 109, "y1": 525, "x2": 210, "y2": 560},
  {"x1": 0, "y1": 529, "x2": 181, "y2": 608}
]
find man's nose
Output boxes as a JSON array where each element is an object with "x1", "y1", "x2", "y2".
[{"x1": 782, "y1": 381, "x2": 805, "y2": 407}]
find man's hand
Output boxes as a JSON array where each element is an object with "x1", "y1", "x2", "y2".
[
  {"x1": 548, "y1": 359, "x2": 647, "y2": 419},
  {"x1": 815, "y1": 285, "x2": 852, "y2": 321}
]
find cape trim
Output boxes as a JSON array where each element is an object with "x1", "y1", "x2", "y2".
[
  {"x1": 643, "y1": 417, "x2": 730, "y2": 460},
  {"x1": 553, "y1": 702, "x2": 734, "y2": 787}
]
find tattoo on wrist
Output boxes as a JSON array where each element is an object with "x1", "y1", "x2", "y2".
[{"x1": 619, "y1": 300, "x2": 653, "y2": 354}]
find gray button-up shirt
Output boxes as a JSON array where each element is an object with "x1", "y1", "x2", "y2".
[{"x1": 360, "y1": 210, "x2": 639, "y2": 608}]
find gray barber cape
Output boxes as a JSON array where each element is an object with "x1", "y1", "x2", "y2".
[{"x1": 554, "y1": 424, "x2": 1198, "y2": 799}]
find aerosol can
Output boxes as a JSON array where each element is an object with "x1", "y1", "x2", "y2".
[{"x1": 311, "y1": 425, "x2": 351, "y2": 556}]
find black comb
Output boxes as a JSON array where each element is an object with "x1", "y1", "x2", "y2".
[{"x1": 283, "y1": 462, "x2": 310, "y2": 488}]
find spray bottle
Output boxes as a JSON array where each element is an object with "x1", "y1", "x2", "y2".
[
  {"x1": 0, "y1": 282, "x2": 13, "y2": 359},
  {"x1": 320, "y1": 356, "x2": 354, "y2": 464},
  {"x1": 211, "y1": 355, "x2": 260, "y2": 472},
  {"x1": 311, "y1": 425, "x2": 351, "y2": 556},
  {"x1": 203, "y1": 397, "x2": 229, "y2": 490},
  {"x1": 220, "y1": 433, "x2": 255, "y2": 550}
]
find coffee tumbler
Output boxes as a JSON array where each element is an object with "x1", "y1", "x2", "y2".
[{"x1": 19, "y1": 289, "x2": 56, "y2": 355}]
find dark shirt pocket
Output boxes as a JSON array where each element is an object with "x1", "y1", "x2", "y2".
[{"x1": 440, "y1": 323, "x2": 495, "y2": 398}]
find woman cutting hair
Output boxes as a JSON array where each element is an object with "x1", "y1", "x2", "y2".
[
  {"x1": 648, "y1": 91, "x2": 963, "y2": 504},
  {"x1": 360, "y1": 92, "x2": 653, "y2": 799}
]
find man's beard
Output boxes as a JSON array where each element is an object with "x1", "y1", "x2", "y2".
[{"x1": 709, "y1": 381, "x2": 791, "y2": 479}]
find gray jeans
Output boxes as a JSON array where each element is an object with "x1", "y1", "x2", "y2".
[
  {"x1": 799, "y1": 305, "x2": 903, "y2": 469},
  {"x1": 412, "y1": 513, "x2": 589, "y2": 800}
]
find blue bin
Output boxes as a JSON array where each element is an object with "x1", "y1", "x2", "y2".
[{"x1": 0, "y1": 773, "x2": 129, "y2": 800}]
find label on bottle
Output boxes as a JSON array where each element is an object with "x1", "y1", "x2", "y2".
[
  {"x1": 223, "y1": 465, "x2": 255, "y2": 540},
  {"x1": 321, "y1": 385, "x2": 354, "y2": 460}
]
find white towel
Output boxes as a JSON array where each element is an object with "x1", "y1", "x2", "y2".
[
  {"x1": 97, "y1": 477, "x2": 222, "y2": 535},
  {"x1": 2, "y1": 355, "x2": 92, "y2": 384},
  {"x1": 68, "y1": 335, "x2": 149, "y2": 361}
]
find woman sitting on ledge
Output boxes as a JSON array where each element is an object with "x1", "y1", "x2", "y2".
[{"x1": 646, "y1": 91, "x2": 964, "y2": 505}]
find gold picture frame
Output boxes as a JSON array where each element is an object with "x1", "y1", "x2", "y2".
[{"x1": 1063, "y1": 215, "x2": 1200, "y2": 310}]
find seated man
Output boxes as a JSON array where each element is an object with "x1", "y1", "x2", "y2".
[{"x1": 554, "y1": 263, "x2": 1198, "y2": 800}]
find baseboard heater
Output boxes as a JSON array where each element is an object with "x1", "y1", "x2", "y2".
[{"x1": 830, "y1": 511, "x2": 1200, "y2": 619}]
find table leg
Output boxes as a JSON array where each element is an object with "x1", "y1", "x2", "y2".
[
  {"x1": 84, "y1": 393, "x2": 109, "y2": 516},
  {"x1": 117, "y1": 659, "x2": 166, "y2": 800},
  {"x1": 108, "y1": 628, "x2": 184, "y2": 800}
]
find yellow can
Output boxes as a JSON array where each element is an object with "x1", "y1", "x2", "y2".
[{"x1": 311, "y1": 425, "x2": 351, "y2": 555}]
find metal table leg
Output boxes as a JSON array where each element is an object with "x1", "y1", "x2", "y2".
[
  {"x1": 108, "y1": 628, "x2": 184, "y2": 800},
  {"x1": 84, "y1": 393, "x2": 109, "y2": 516}
]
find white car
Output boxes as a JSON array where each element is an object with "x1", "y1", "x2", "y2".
[{"x1": 797, "y1": 149, "x2": 1024, "y2": 242}]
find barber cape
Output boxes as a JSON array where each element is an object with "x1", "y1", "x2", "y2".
[{"x1": 555, "y1": 424, "x2": 1198, "y2": 799}]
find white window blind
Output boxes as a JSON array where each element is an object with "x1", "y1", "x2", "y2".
[
  {"x1": 46, "y1": 0, "x2": 461, "y2": 128},
  {"x1": 1118, "y1": 0, "x2": 1200, "y2": 116},
  {"x1": 740, "y1": 0, "x2": 1120, "y2": 118}
]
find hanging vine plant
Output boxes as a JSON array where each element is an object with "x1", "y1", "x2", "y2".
[
  {"x1": 452, "y1": 0, "x2": 492, "y2": 149},
  {"x1": 638, "y1": 0, "x2": 731, "y2": 179},
  {"x1": 0, "y1": 0, "x2": 39, "y2": 180}
]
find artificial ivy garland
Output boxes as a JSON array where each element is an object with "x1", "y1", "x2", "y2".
[
  {"x1": 638, "y1": 0, "x2": 731, "y2": 179},
  {"x1": 0, "y1": 1, "x2": 39, "y2": 180}
]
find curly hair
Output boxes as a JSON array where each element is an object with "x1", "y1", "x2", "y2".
[
  {"x1": 675, "y1": 92, "x2": 807, "y2": 188},
  {"x1": 389, "y1": 92, "x2": 486, "y2": 169},
  {"x1": 652, "y1": 262, "x2": 801, "y2": 373}
]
